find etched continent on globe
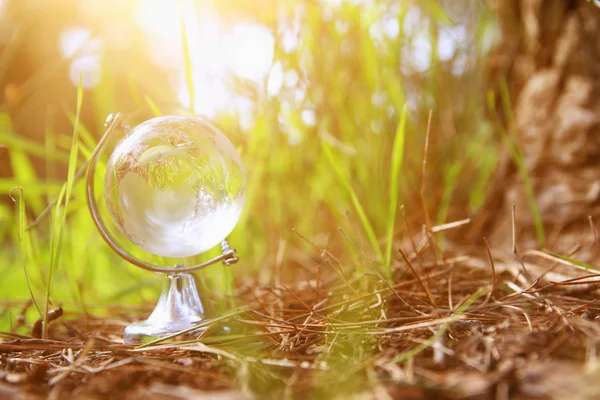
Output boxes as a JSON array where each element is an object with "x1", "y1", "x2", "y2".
[{"x1": 104, "y1": 116, "x2": 245, "y2": 258}]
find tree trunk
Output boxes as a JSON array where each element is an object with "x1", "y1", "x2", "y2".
[{"x1": 483, "y1": 0, "x2": 600, "y2": 261}]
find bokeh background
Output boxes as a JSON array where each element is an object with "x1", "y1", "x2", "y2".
[{"x1": 0, "y1": 0, "x2": 498, "y2": 329}]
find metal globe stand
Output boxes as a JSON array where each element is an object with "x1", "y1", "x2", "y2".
[
  {"x1": 86, "y1": 114, "x2": 239, "y2": 345},
  {"x1": 123, "y1": 271, "x2": 205, "y2": 344}
]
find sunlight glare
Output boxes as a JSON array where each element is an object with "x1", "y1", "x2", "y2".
[
  {"x1": 438, "y1": 25, "x2": 466, "y2": 62},
  {"x1": 301, "y1": 109, "x2": 315, "y2": 126},
  {"x1": 134, "y1": 0, "x2": 200, "y2": 68},
  {"x1": 59, "y1": 27, "x2": 103, "y2": 88},
  {"x1": 404, "y1": 32, "x2": 431, "y2": 73},
  {"x1": 267, "y1": 62, "x2": 284, "y2": 97},
  {"x1": 70, "y1": 55, "x2": 103, "y2": 89},
  {"x1": 135, "y1": 0, "x2": 273, "y2": 121},
  {"x1": 282, "y1": 29, "x2": 299, "y2": 53},
  {"x1": 59, "y1": 27, "x2": 100, "y2": 59},
  {"x1": 225, "y1": 24, "x2": 274, "y2": 82},
  {"x1": 177, "y1": 73, "x2": 230, "y2": 118}
]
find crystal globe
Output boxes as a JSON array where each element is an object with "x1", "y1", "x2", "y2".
[{"x1": 104, "y1": 116, "x2": 245, "y2": 258}]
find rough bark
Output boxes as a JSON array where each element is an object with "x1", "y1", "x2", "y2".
[{"x1": 483, "y1": 0, "x2": 600, "y2": 260}]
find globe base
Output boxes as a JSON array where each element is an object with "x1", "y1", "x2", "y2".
[
  {"x1": 124, "y1": 272, "x2": 207, "y2": 345},
  {"x1": 124, "y1": 320, "x2": 208, "y2": 345}
]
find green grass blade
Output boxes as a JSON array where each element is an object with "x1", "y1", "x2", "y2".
[
  {"x1": 392, "y1": 287, "x2": 489, "y2": 363},
  {"x1": 436, "y1": 161, "x2": 463, "y2": 251},
  {"x1": 180, "y1": 6, "x2": 195, "y2": 115},
  {"x1": 543, "y1": 250, "x2": 600, "y2": 272},
  {"x1": 44, "y1": 183, "x2": 66, "y2": 337},
  {"x1": 436, "y1": 162, "x2": 462, "y2": 226},
  {"x1": 0, "y1": 179, "x2": 62, "y2": 194},
  {"x1": 384, "y1": 105, "x2": 408, "y2": 278},
  {"x1": 43, "y1": 77, "x2": 83, "y2": 338},
  {"x1": 9, "y1": 187, "x2": 41, "y2": 316},
  {"x1": 420, "y1": 0, "x2": 452, "y2": 24},
  {"x1": 498, "y1": 78, "x2": 545, "y2": 248},
  {"x1": 65, "y1": 111, "x2": 96, "y2": 151},
  {"x1": 0, "y1": 133, "x2": 70, "y2": 163},
  {"x1": 8, "y1": 150, "x2": 44, "y2": 214},
  {"x1": 135, "y1": 308, "x2": 249, "y2": 349},
  {"x1": 322, "y1": 143, "x2": 383, "y2": 262},
  {"x1": 44, "y1": 109, "x2": 57, "y2": 192},
  {"x1": 145, "y1": 95, "x2": 163, "y2": 117}
]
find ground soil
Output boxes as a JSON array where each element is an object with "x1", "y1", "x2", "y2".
[{"x1": 2, "y1": 240, "x2": 600, "y2": 399}]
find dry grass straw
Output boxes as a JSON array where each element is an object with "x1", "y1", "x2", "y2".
[{"x1": 3, "y1": 215, "x2": 600, "y2": 399}]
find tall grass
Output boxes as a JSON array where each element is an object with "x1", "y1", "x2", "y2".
[
  {"x1": 180, "y1": 4, "x2": 195, "y2": 115},
  {"x1": 9, "y1": 187, "x2": 40, "y2": 315},
  {"x1": 43, "y1": 78, "x2": 83, "y2": 337},
  {"x1": 322, "y1": 142, "x2": 383, "y2": 264},
  {"x1": 385, "y1": 106, "x2": 408, "y2": 277},
  {"x1": 497, "y1": 78, "x2": 546, "y2": 248},
  {"x1": 0, "y1": 1, "x2": 498, "y2": 334}
]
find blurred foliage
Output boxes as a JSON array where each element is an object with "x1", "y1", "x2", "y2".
[{"x1": 0, "y1": 0, "x2": 498, "y2": 334}]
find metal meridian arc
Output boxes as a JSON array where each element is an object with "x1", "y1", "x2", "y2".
[{"x1": 85, "y1": 113, "x2": 238, "y2": 274}]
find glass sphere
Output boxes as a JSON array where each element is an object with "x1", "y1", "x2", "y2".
[{"x1": 104, "y1": 116, "x2": 245, "y2": 258}]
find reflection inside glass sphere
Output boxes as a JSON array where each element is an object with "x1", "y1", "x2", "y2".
[{"x1": 104, "y1": 116, "x2": 245, "y2": 258}]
